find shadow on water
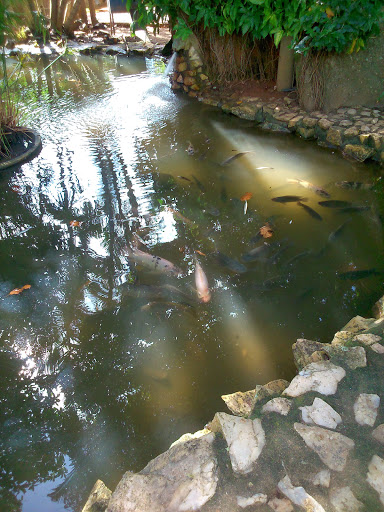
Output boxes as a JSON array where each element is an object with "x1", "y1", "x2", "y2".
[{"x1": 0, "y1": 54, "x2": 383, "y2": 511}]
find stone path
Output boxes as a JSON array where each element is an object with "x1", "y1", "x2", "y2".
[{"x1": 83, "y1": 301, "x2": 384, "y2": 512}]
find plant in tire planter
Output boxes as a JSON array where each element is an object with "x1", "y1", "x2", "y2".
[{"x1": 0, "y1": 0, "x2": 41, "y2": 168}]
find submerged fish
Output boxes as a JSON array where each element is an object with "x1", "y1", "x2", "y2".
[
  {"x1": 177, "y1": 175, "x2": 192, "y2": 182},
  {"x1": 124, "y1": 245, "x2": 182, "y2": 276},
  {"x1": 195, "y1": 259, "x2": 211, "y2": 303},
  {"x1": 328, "y1": 218, "x2": 352, "y2": 242},
  {"x1": 282, "y1": 250, "x2": 312, "y2": 268},
  {"x1": 141, "y1": 300, "x2": 195, "y2": 313},
  {"x1": 318, "y1": 200, "x2": 352, "y2": 208},
  {"x1": 287, "y1": 178, "x2": 330, "y2": 198},
  {"x1": 242, "y1": 242, "x2": 271, "y2": 262},
  {"x1": 269, "y1": 242, "x2": 292, "y2": 265},
  {"x1": 338, "y1": 268, "x2": 383, "y2": 280},
  {"x1": 272, "y1": 195, "x2": 307, "y2": 203},
  {"x1": 335, "y1": 181, "x2": 374, "y2": 190},
  {"x1": 253, "y1": 275, "x2": 286, "y2": 291},
  {"x1": 336, "y1": 205, "x2": 370, "y2": 214},
  {"x1": 192, "y1": 175, "x2": 205, "y2": 192},
  {"x1": 297, "y1": 201, "x2": 322, "y2": 221},
  {"x1": 220, "y1": 151, "x2": 253, "y2": 166},
  {"x1": 215, "y1": 252, "x2": 247, "y2": 274},
  {"x1": 166, "y1": 207, "x2": 194, "y2": 225}
]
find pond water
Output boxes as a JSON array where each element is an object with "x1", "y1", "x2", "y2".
[{"x1": 0, "y1": 53, "x2": 383, "y2": 511}]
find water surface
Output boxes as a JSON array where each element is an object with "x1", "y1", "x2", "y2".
[{"x1": 0, "y1": 53, "x2": 383, "y2": 511}]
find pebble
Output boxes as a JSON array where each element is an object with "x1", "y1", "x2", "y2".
[
  {"x1": 329, "y1": 486, "x2": 364, "y2": 512},
  {"x1": 283, "y1": 361, "x2": 346, "y2": 397},
  {"x1": 262, "y1": 398, "x2": 292, "y2": 416},
  {"x1": 300, "y1": 397, "x2": 342, "y2": 429},
  {"x1": 312, "y1": 469, "x2": 331, "y2": 488},
  {"x1": 237, "y1": 493, "x2": 268, "y2": 508},
  {"x1": 277, "y1": 475, "x2": 325, "y2": 512},
  {"x1": 367, "y1": 455, "x2": 384, "y2": 505}
]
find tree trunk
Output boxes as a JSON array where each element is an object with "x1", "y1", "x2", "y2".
[
  {"x1": 63, "y1": 0, "x2": 82, "y2": 35},
  {"x1": 276, "y1": 36, "x2": 294, "y2": 92},
  {"x1": 50, "y1": 0, "x2": 59, "y2": 30},
  {"x1": 88, "y1": 0, "x2": 97, "y2": 26},
  {"x1": 79, "y1": 0, "x2": 88, "y2": 25}
]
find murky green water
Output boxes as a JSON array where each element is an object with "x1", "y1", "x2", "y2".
[{"x1": 0, "y1": 53, "x2": 383, "y2": 511}]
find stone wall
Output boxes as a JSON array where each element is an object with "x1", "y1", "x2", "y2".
[{"x1": 298, "y1": 29, "x2": 384, "y2": 113}]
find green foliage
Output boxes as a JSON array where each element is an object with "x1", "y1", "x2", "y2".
[{"x1": 130, "y1": 0, "x2": 384, "y2": 54}]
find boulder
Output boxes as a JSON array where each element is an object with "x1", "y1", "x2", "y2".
[
  {"x1": 283, "y1": 361, "x2": 346, "y2": 397},
  {"x1": 277, "y1": 475, "x2": 326, "y2": 511},
  {"x1": 106, "y1": 436, "x2": 218, "y2": 512},
  {"x1": 353, "y1": 393, "x2": 380, "y2": 427},
  {"x1": 329, "y1": 486, "x2": 364, "y2": 512},
  {"x1": 294, "y1": 423, "x2": 354, "y2": 471},
  {"x1": 82, "y1": 480, "x2": 112, "y2": 512},
  {"x1": 210, "y1": 412, "x2": 265, "y2": 475},
  {"x1": 221, "y1": 389, "x2": 256, "y2": 417},
  {"x1": 367, "y1": 455, "x2": 384, "y2": 505},
  {"x1": 299, "y1": 397, "x2": 342, "y2": 429},
  {"x1": 262, "y1": 398, "x2": 292, "y2": 416}
]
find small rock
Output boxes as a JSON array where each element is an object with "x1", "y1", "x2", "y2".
[
  {"x1": 297, "y1": 126, "x2": 315, "y2": 139},
  {"x1": 354, "y1": 393, "x2": 380, "y2": 426},
  {"x1": 177, "y1": 62, "x2": 187, "y2": 72},
  {"x1": 312, "y1": 469, "x2": 331, "y2": 488},
  {"x1": 347, "y1": 108, "x2": 357, "y2": 115},
  {"x1": 170, "y1": 429, "x2": 214, "y2": 448},
  {"x1": 318, "y1": 118, "x2": 333, "y2": 130},
  {"x1": 372, "y1": 424, "x2": 384, "y2": 445},
  {"x1": 255, "y1": 379, "x2": 290, "y2": 402},
  {"x1": 292, "y1": 339, "x2": 326, "y2": 369},
  {"x1": 326, "y1": 127, "x2": 343, "y2": 146},
  {"x1": 262, "y1": 398, "x2": 292, "y2": 416},
  {"x1": 367, "y1": 455, "x2": 384, "y2": 505},
  {"x1": 353, "y1": 333, "x2": 382, "y2": 346},
  {"x1": 210, "y1": 412, "x2": 265, "y2": 475},
  {"x1": 294, "y1": 423, "x2": 354, "y2": 471},
  {"x1": 277, "y1": 475, "x2": 325, "y2": 511},
  {"x1": 342, "y1": 315, "x2": 376, "y2": 333},
  {"x1": 82, "y1": 479, "x2": 111, "y2": 512},
  {"x1": 303, "y1": 117, "x2": 317, "y2": 128},
  {"x1": 283, "y1": 361, "x2": 346, "y2": 397},
  {"x1": 299, "y1": 397, "x2": 342, "y2": 429},
  {"x1": 372, "y1": 343, "x2": 384, "y2": 354},
  {"x1": 329, "y1": 486, "x2": 364, "y2": 512},
  {"x1": 268, "y1": 497, "x2": 294, "y2": 512},
  {"x1": 331, "y1": 330, "x2": 354, "y2": 346},
  {"x1": 339, "y1": 120, "x2": 353, "y2": 127},
  {"x1": 334, "y1": 346, "x2": 367, "y2": 370},
  {"x1": 344, "y1": 126, "x2": 359, "y2": 137},
  {"x1": 237, "y1": 493, "x2": 268, "y2": 508}
]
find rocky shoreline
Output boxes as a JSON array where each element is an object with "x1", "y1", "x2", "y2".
[{"x1": 82, "y1": 297, "x2": 384, "y2": 512}]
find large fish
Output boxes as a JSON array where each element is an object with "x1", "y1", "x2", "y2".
[
  {"x1": 124, "y1": 245, "x2": 182, "y2": 277},
  {"x1": 338, "y1": 268, "x2": 383, "y2": 280},
  {"x1": 318, "y1": 200, "x2": 352, "y2": 208},
  {"x1": 287, "y1": 178, "x2": 330, "y2": 198},
  {"x1": 272, "y1": 195, "x2": 307, "y2": 203},
  {"x1": 335, "y1": 181, "x2": 374, "y2": 190},
  {"x1": 328, "y1": 218, "x2": 351, "y2": 242},
  {"x1": 195, "y1": 259, "x2": 211, "y2": 303},
  {"x1": 215, "y1": 252, "x2": 247, "y2": 274},
  {"x1": 220, "y1": 151, "x2": 253, "y2": 166},
  {"x1": 336, "y1": 205, "x2": 370, "y2": 214},
  {"x1": 242, "y1": 239, "x2": 283, "y2": 263},
  {"x1": 297, "y1": 201, "x2": 322, "y2": 221}
]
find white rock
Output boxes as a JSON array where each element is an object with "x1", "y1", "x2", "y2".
[
  {"x1": 262, "y1": 398, "x2": 292, "y2": 416},
  {"x1": 283, "y1": 361, "x2": 346, "y2": 397},
  {"x1": 294, "y1": 423, "x2": 354, "y2": 471},
  {"x1": 237, "y1": 493, "x2": 268, "y2": 508},
  {"x1": 277, "y1": 475, "x2": 326, "y2": 511},
  {"x1": 299, "y1": 397, "x2": 342, "y2": 429},
  {"x1": 268, "y1": 497, "x2": 294, "y2": 512},
  {"x1": 367, "y1": 455, "x2": 384, "y2": 505},
  {"x1": 354, "y1": 393, "x2": 380, "y2": 426},
  {"x1": 329, "y1": 486, "x2": 364, "y2": 512},
  {"x1": 353, "y1": 333, "x2": 382, "y2": 346},
  {"x1": 210, "y1": 412, "x2": 265, "y2": 474},
  {"x1": 372, "y1": 343, "x2": 384, "y2": 354},
  {"x1": 312, "y1": 469, "x2": 331, "y2": 488},
  {"x1": 106, "y1": 437, "x2": 218, "y2": 512},
  {"x1": 372, "y1": 424, "x2": 384, "y2": 445},
  {"x1": 170, "y1": 429, "x2": 214, "y2": 448}
]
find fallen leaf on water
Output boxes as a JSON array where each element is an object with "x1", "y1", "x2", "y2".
[
  {"x1": 9, "y1": 284, "x2": 31, "y2": 295},
  {"x1": 259, "y1": 223, "x2": 274, "y2": 238},
  {"x1": 69, "y1": 220, "x2": 81, "y2": 227},
  {"x1": 240, "y1": 192, "x2": 252, "y2": 201},
  {"x1": 195, "y1": 250, "x2": 206, "y2": 256}
]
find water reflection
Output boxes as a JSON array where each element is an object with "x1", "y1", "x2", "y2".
[{"x1": 0, "y1": 53, "x2": 383, "y2": 511}]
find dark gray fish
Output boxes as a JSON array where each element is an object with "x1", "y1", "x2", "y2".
[
  {"x1": 253, "y1": 275, "x2": 287, "y2": 291},
  {"x1": 242, "y1": 242, "x2": 271, "y2": 262},
  {"x1": 191, "y1": 175, "x2": 205, "y2": 192},
  {"x1": 318, "y1": 200, "x2": 352, "y2": 208},
  {"x1": 336, "y1": 205, "x2": 370, "y2": 214},
  {"x1": 328, "y1": 218, "x2": 352, "y2": 242},
  {"x1": 220, "y1": 151, "x2": 253, "y2": 166},
  {"x1": 215, "y1": 252, "x2": 247, "y2": 274},
  {"x1": 269, "y1": 242, "x2": 293, "y2": 265},
  {"x1": 338, "y1": 268, "x2": 383, "y2": 280},
  {"x1": 297, "y1": 201, "x2": 322, "y2": 221},
  {"x1": 177, "y1": 176, "x2": 192, "y2": 182},
  {"x1": 335, "y1": 181, "x2": 374, "y2": 190},
  {"x1": 282, "y1": 250, "x2": 312, "y2": 268},
  {"x1": 272, "y1": 195, "x2": 307, "y2": 203}
]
